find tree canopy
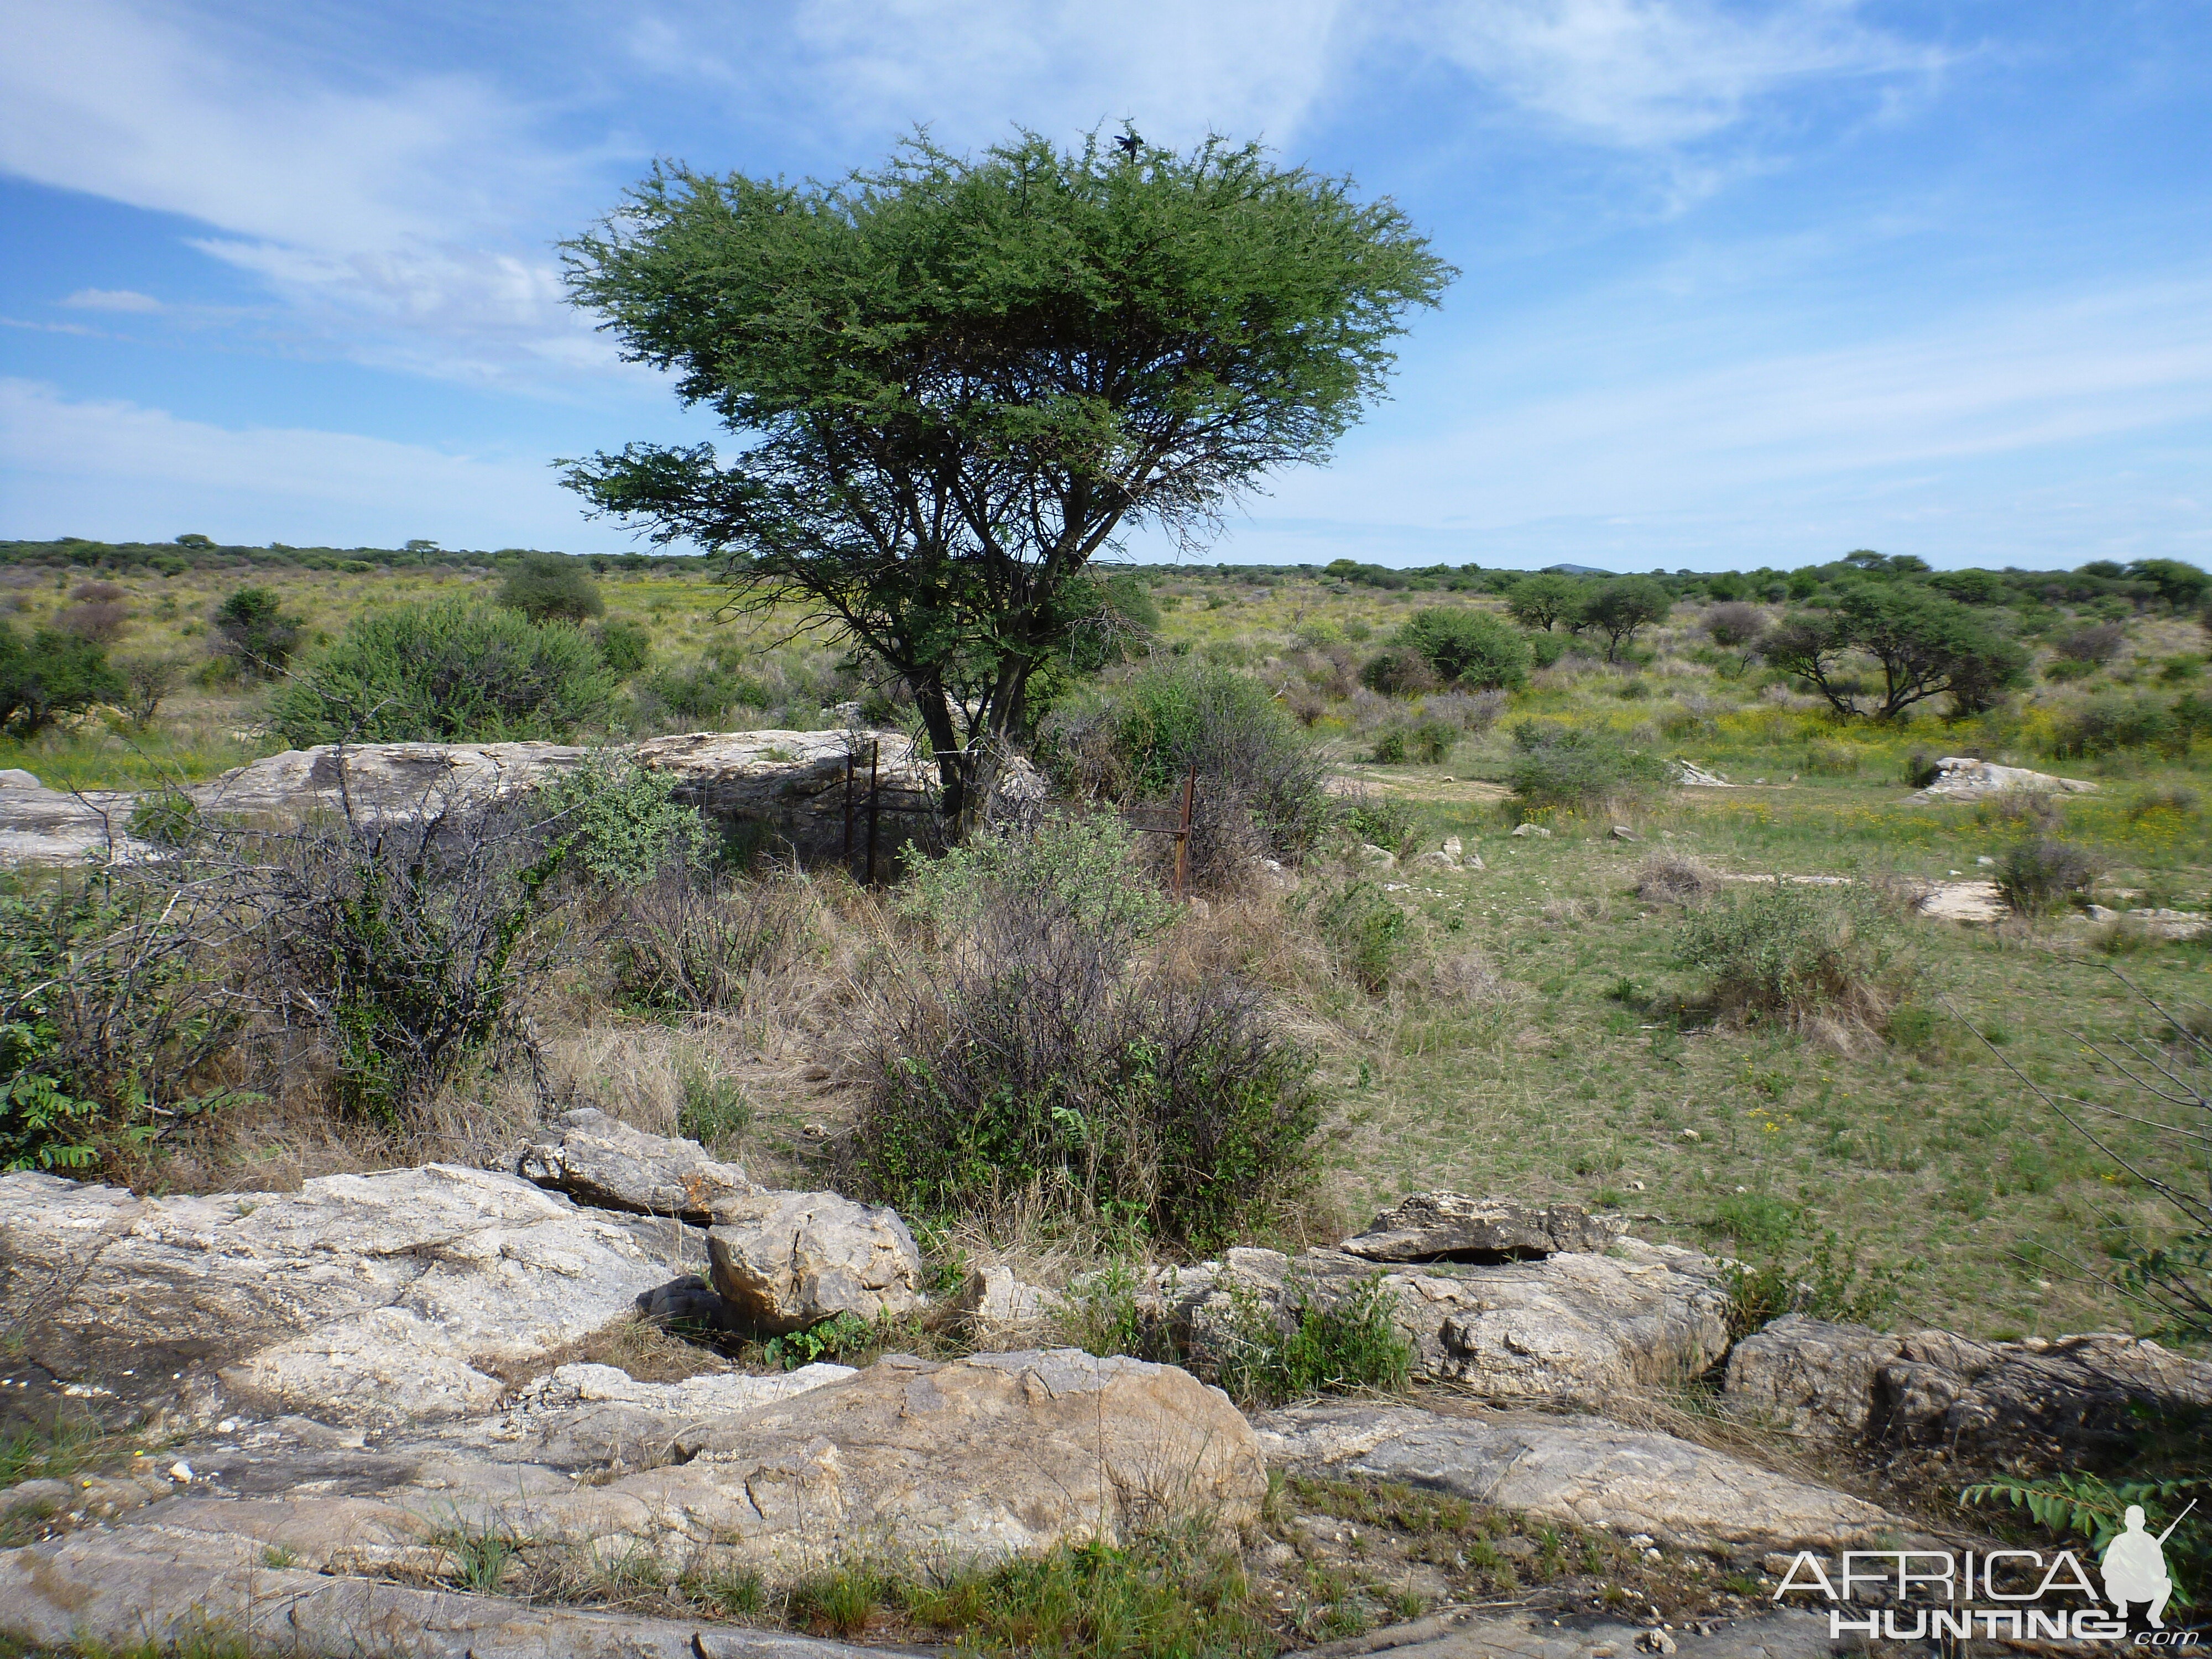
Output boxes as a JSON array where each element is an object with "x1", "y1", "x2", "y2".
[
  {"x1": 559, "y1": 131, "x2": 1452, "y2": 826},
  {"x1": 1760, "y1": 585, "x2": 2029, "y2": 720}
]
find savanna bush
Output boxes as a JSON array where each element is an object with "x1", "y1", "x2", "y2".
[
  {"x1": 1503, "y1": 721, "x2": 1671, "y2": 815},
  {"x1": 497, "y1": 552, "x2": 604, "y2": 623},
  {"x1": 1040, "y1": 663, "x2": 1332, "y2": 885},
  {"x1": 0, "y1": 622, "x2": 123, "y2": 735},
  {"x1": 270, "y1": 601, "x2": 617, "y2": 744},
  {"x1": 1391, "y1": 607, "x2": 1531, "y2": 691},
  {"x1": 1676, "y1": 883, "x2": 1911, "y2": 1035},
  {"x1": 1998, "y1": 837, "x2": 2099, "y2": 915},
  {"x1": 856, "y1": 813, "x2": 1318, "y2": 1249},
  {"x1": 2048, "y1": 694, "x2": 2182, "y2": 759}
]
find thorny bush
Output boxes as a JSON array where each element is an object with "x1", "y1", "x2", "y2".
[{"x1": 855, "y1": 813, "x2": 1320, "y2": 1250}]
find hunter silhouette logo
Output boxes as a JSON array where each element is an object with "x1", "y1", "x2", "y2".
[{"x1": 2104, "y1": 1503, "x2": 2193, "y2": 1629}]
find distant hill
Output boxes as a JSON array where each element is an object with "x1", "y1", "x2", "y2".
[{"x1": 1541, "y1": 564, "x2": 1614, "y2": 576}]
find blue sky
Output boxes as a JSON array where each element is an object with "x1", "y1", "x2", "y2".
[{"x1": 2, "y1": 1, "x2": 2208, "y2": 571}]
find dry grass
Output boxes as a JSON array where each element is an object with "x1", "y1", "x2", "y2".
[{"x1": 1632, "y1": 849, "x2": 1720, "y2": 907}]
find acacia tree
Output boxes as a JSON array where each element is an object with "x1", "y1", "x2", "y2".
[
  {"x1": 559, "y1": 132, "x2": 1451, "y2": 828},
  {"x1": 1761, "y1": 585, "x2": 2028, "y2": 719},
  {"x1": 1580, "y1": 577, "x2": 1671, "y2": 662}
]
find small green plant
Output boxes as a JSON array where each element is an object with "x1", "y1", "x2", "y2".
[
  {"x1": 1963, "y1": 1474, "x2": 2205, "y2": 1608},
  {"x1": 1319, "y1": 881, "x2": 1410, "y2": 993},
  {"x1": 126, "y1": 789, "x2": 199, "y2": 848},
  {"x1": 1213, "y1": 1272, "x2": 1414, "y2": 1406},
  {"x1": 1719, "y1": 1224, "x2": 1913, "y2": 1338},
  {"x1": 1340, "y1": 794, "x2": 1416, "y2": 853},
  {"x1": 682, "y1": 1563, "x2": 767, "y2": 1618},
  {"x1": 498, "y1": 551, "x2": 604, "y2": 624},
  {"x1": 677, "y1": 1060, "x2": 751, "y2": 1148},
  {"x1": 1504, "y1": 721, "x2": 1670, "y2": 814},
  {"x1": 1676, "y1": 883, "x2": 1910, "y2": 1032},
  {"x1": 787, "y1": 1559, "x2": 886, "y2": 1637},
  {"x1": 1370, "y1": 727, "x2": 1408, "y2": 763},
  {"x1": 1884, "y1": 1004, "x2": 1942, "y2": 1056},
  {"x1": 761, "y1": 1311, "x2": 879, "y2": 1370},
  {"x1": 427, "y1": 1515, "x2": 519, "y2": 1593}
]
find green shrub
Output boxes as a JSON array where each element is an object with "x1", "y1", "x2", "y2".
[
  {"x1": 595, "y1": 618, "x2": 651, "y2": 676},
  {"x1": 1997, "y1": 837, "x2": 2098, "y2": 914},
  {"x1": 1, "y1": 877, "x2": 242, "y2": 1172},
  {"x1": 1339, "y1": 793, "x2": 1416, "y2": 854},
  {"x1": 1676, "y1": 883, "x2": 1909, "y2": 1031},
  {"x1": 2049, "y1": 693, "x2": 2184, "y2": 759},
  {"x1": 1801, "y1": 740, "x2": 1861, "y2": 776},
  {"x1": 0, "y1": 622, "x2": 123, "y2": 735},
  {"x1": 1357, "y1": 648, "x2": 1438, "y2": 697},
  {"x1": 1963, "y1": 1475, "x2": 2207, "y2": 1611},
  {"x1": 1319, "y1": 881, "x2": 1409, "y2": 993},
  {"x1": 858, "y1": 817, "x2": 1318, "y2": 1249},
  {"x1": 210, "y1": 586, "x2": 302, "y2": 679},
  {"x1": 269, "y1": 601, "x2": 617, "y2": 744},
  {"x1": 1721, "y1": 1228, "x2": 1912, "y2": 1338},
  {"x1": 1370, "y1": 727, "x2": 1407, "y2": 763},
  {"x1": 1041, "y1": 663, "x2": 1332, "y2": 881},
  {"x1": 896, "y1": 812, "x2": 1172, "y2": 945},
  {"x1": 248, "y1": 764, "x2": 695, "y2": 1125},
  {"x1": 1392, "y1": 608, "x2": 1531, "y2": 690},
  {"x1": 497, "y1": 552, "x2": 604, "y2": 623},
  {"x1": 1527, "y1": 630, "x2": 1569, "y2": 669},
  {"x1": 1212, "y1": 1272, "x2": 1413, "y2": 1406},
  {"x1": 1504, "y1": 722, "x2": 1670, "y2": 814},
  {"x1": 612, "y1": 867, "x2": 817, "y2": 1014}
]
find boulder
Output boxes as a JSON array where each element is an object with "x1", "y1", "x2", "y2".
[
  {"x1": 708, "y1": 1190, "x2": 927, "y2": 1334},
  {"x1": 956, "y1": 1264, "x2": 1065, "y2": 1337},
  {"x1": 1258, "y1": 1401, "x2": 1897, "y2": 1555},
  {"x1": 635, "y1": 1272, "x2": 735, "y2": 1327},
  {"x1": 1671, "y1": 761, "x2": 1735, "y2": 789},
  {"x1": 2084, "y1": 904, "x2": 2212, "y2": 940},
  {"x1": 0, "y1": 768, "x2": 41, "y2": 789},
  {"x1": 519, "y1": 1105, "x2": 757, "y2": 1220},
  {"x1": 1172, "y1": 1237, "x2": 1731, "y2": 1405},
  {"x1": 1724, "y1": 1314, "x2": 2212, "y2": 1468},
  {"x1": 1340, "y1": 1193, "x2": 1614, "y2": 1262},
  {"x1": 1511, "y1": 822, "x2": 1551, "y2": 838},
  {"x1": 1359, "y1": 842, "x2": 1400, "y2": 869},
  {"x1": 1286, "y1": 1608, "x2": 1839, "y2": 1659},
  {"x1": 0, "y1": 1165, "x2": 687, "y2": 1427},
  {"x1": 1911, "y1": 757, "x2": 2097, "y2": 801}
]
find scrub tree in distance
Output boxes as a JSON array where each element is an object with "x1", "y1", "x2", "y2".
[{"x1": 558, "y1": 130, "x2": 1452, "y2": 831}]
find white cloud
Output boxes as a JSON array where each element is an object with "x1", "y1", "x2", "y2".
[
  {"x1": 61, "y1": 288, "x2": 163, "y2": 312},
  {"x1": 0, "y1": 379, "x2": 619, "y2": 550},
  {"x1": 1213, "y1": 274, "x2": 2212, "y2": 567},
  {"x1": 632, "y1": 0, "x2": 1354, "y2": 150},
  {"x1": 1410, "y1": 0, "x2": 1942, "y2": 148},
  {"x1": 0, "y1": 0, "x2": 607, "y2": 390}
]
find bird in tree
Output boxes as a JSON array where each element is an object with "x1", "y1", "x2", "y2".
[{"x1": 558, "y1": 129, "x2": 1453, "y2": 833}]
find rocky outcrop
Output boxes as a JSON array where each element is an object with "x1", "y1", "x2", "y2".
[
  {"x1": 1258, "y1": 1401, "x2": 1896, "y2": 1556},
  {"x1": 1340, "y1": 1194, "x2": 1614, "y2": 1262},
  {"x1": 1911, "y1": 757, "x2": 2097, "y2": 801},
  {"x1": 1173, "y1": 1215, "x2": 1730, "y2": 1404},
  {"x1": 0, "y1": 1524, "x2": 877, "y2": 1659},
  {"x1": 2, "y1": 1348, "x2": 1264, "y2": 1641},
  {"x1": 0, "y1": 729, "x2": 940, "y2": 866},
  {"x1": 1723, "y1": 1314, "x2": 2212, "y2": 1467},
  {"x1": 708, "y1": 1190, "x2": 928, "y2": 1334},
  {"x1": 0, "y1": 782, "x2": 147, "y2": 865},
  {"x1": 2085, "y1": 902, "x2": 2212, "y2": 940},
  {"x1": 1917, "y1": 879, "x2": 2007, "y2": 924},
  {"x1": 519, "y1": 1105, "x2": 757, "y2": 1221},
  {"x1": 0, "y1": 1165, "x2": 693, "y2": 1427}
]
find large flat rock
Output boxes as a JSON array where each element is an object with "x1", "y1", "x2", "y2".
[
  {"x1": 0, "y1": 1522, "x2": 872, "y2": 1659},
  {"x1": 1300, "y1": 1608, "x2": 1843, "y2": 1659},
  {"x1": 0, "y1": 782, "x2": 150, "y2": 865},
  {"x1": 0, "y1": 1348, "x2": 1265, "y2": 1640},
  {"x1": 1911, "y1": 757, "x2": 2096, "y2": 801},
  {"x1": 1258, "y1": 1401, "x2": 1897, "y2": 1556},
  {"x1": 0, "y1": 1165, "x2": 694, "y2": 1426}
]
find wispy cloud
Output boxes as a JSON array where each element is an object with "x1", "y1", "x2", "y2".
[
  {"x1": 0, "y1": 0, "x2": 611, "y2": 391},
  {"x1": 61, "y1": 288, "x2": 163, "y2": 312},
  {"x1": 1411, "y1": 0, "x2": 1944, "y2": 149},
  {"x1": 630, "y1": 0, "x2": 1354, "y2": 151}
]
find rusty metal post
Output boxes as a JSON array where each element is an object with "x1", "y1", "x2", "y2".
[
  {"x1": 865, "y1": 740, "x2": 881, "y2": 887},
  {"x1": 843, "y1": 748, "x2": 855, "y2": 874},
  {"x1": 1172, "y1": 763, "x2": 1196, "y2": 902}
]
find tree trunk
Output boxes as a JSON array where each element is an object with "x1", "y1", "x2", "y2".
[{"x1": 912, "y1": 681, "x2": 967, "y2": 834}]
